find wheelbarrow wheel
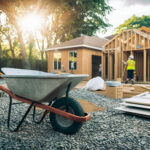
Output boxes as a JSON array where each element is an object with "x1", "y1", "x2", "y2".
[{"x1": 50, "y1": 97, "x2": 84, "y2": 134}]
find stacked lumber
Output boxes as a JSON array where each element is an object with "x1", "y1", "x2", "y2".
[
  {"x1": 123, "y1": 84, "x2": 150, "y2": 98},
  {"x1": 105, "y1": 85, "x2": 123, "y2": 99},
  {"x1": 74, "y1": 81, "x2": 150, "y2": 99}
]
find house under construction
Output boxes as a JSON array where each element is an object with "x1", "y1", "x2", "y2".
[{"x1": 103, "y1": 26, "x2": 150, "y2": 82}]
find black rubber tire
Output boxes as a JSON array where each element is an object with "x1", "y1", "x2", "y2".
[{"x1": 50, "y1": 97, "x2": 84, "y2": 134}]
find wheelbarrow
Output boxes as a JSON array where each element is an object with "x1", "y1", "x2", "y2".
[{"x1": 0, "y1": 67, "x2": 91, "y2": 134}]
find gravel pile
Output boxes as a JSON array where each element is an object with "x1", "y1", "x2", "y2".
[{"x1": 0, "y1": 80, "x2": 150, "y2": 150}]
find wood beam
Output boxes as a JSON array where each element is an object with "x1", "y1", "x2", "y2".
[
  {"x1": 121, "y1": 33, "x2": 125, "y2": 81},
  {"x1": 148, "y1": 51, "x2": 150, "y2": 81},
  {"x1": 126, "y1": 32, "x2": 129, "y2": 50},
  {"x1": 131, "y1": 31, "x2": 133, "y2": 50},
  {"x1": 115, "y1": 38, "x2": 118, "y2": 80},
  {"x1": 119, "y1": 35, "x2": 122, "y2": 78},
  {"x1": 143, "y1": 49, "x2": 146, "y2": 82},
  {"x1": 108, "y1": 47, "x2": 110, "y2": 80},
  {"x1": 102, "y1": 52, "x2": 104, "y2": 79}
]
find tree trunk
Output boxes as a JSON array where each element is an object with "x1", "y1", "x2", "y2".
[
  {"x1": 8, "y1": 36, "x2": 15, "y2": 58},
  {"x1": 41, "y1": 39, "x2": 44, "y2": 61},
  {"x1": 17, "y1": 27, "x2": 30, "y2": 69},
  {"x1": 0, "y1": 43, "x2": 3, "y2": 58},
  {"x1": 29, "y1": 42, "x2": 33, "y2": 68}
]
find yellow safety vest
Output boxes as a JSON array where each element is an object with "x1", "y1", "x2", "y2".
[{"x1": 127, "y1": 60, "x2": 135, "y2": 70}]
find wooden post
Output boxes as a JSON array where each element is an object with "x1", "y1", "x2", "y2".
[
  {"x1": 135, "y1": 33, "x2": 137, "y2": 50},
  {"x1": 143, "y1": 49, "x2": 146, "y2": 82},
  {"x1": 110, "y1": 54, "x2": 112, "y2": 80},
  {"x1": 115, "y1": 37, "x2": 118, "y2": 80},
  {"x1": 127, "y1": 31, "x2": 129, "y2": 50},
  {"x1": 119, "y1": 35, "x2": 122, "y2": 78},
  {"x1": 131, "y1": 30, "x2": 133, "y2": 51},
  {"x1": 148, "y1": 51, "x2": 150, "y2": 81},
  {"x1": 121, "y1": 32, "x2": 125, "y2": 81},
  {"x1": 108, "y1": 47, "x2": 110, "y2": 80},
  {"x1": 102, "y1": 52, "x2": 105, "y2": 79}
]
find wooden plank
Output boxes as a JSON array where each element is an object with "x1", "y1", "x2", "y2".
[
  {"x1": 148, "y1": 51, "x2": 150, "y2": 81},
  {"x1": 108, "y1": 46, "x2": 110, "y2": 80},
  {"x1": 126, "y1": 31, "x2": 129, "y2": 50},
  {"x1": 134, "y1": 29, "x2": 150, "y2": 40},
  {"x1": 119, "y1": 35, "x2": 122, "y2": 78},
  {"x1": 102, "y1": 51, "x2": 104, "y2": 78},
  {"x1": 139, "y1": 26, "x2": 150, "y2": 33},
  {"x1": 103, "y1": 53, "x2": 106, "y2": 79},
  {"x1": 115, "y1": 38, "x2": 118, "y2": 80},
  {"x1": 122, "y1": 33, "x2": 125, "y2": 80},
  {"x1": 106, "y1": 85, "x2": 123, "y2": 99},
  {"x1": 134, "y1": 33, "x2": 137, "y2": 49},
  {"x1": 143, "y1": 49, "x2": 146, "y2": 82},
  {"x1": 123, "y1": 92, "x2": 141, "y2": 98},
  {"x1": 131, "y1": 30, "x2": 133, "y2": 51},
  {"x1": 110, "y1": 54, "x2": 112, "y2": 80}
]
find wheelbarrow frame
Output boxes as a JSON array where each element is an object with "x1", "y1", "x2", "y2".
[{"x1": 0, "y1": 83, "x2": 91, "y2": 132}]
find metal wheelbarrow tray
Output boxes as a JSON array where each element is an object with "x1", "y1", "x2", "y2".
[{"x1": 0, "y1": 68, "x2": 91, "y2": 134}]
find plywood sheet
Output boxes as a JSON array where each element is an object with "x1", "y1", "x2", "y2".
[
  {"x1": 115, "y1": 106, "x2": 150, "y2": 117},
  {"x1": 121, "y1": 102, "x2": 150, "y2": 109},
  {"x1": 124, "y1": 97, "x2": 150, "y2": 105}
]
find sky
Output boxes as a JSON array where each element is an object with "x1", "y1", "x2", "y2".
[{"x1": 98, "y1": 0, "x2": 150, "y2": 38}]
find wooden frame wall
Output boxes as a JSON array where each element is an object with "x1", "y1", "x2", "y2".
[{"x1": 104, "y1": 28, "x2": 150, "y2": 82}]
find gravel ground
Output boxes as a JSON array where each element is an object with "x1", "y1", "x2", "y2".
[{"x1": 0, "y1": 79, "x2": 150, "y2": 150}]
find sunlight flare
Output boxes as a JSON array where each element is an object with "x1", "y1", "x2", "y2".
[{"x1": 18, "y1": 13, "x2": 44, "y2": 32}]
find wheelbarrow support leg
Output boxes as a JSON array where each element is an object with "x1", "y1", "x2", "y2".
[
  {"x1": 65, "y1": 83, "x2": 71, "y2": 112},
  {"x1": 33, "y1": 101, "x2": 52, "y2": 124},
  {"x1": 7, "y1": 96, "x2": 34, "y2": 132}
]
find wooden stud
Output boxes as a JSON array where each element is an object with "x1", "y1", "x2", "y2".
[
  {"x1": 148, "y1": 51, "x2": 150, "y2": 81},
  {"x1": 102, "y1": 51, "x2": 105, "y2": 79},
  {"x1": 121, "y1": 32, "x2": 125, "y2": 80},
  {"x1": 108, "y1": 46, "x2": 110, "y2": 80},
  {"x1": 115, "y1": 37, "x2": 118, "y2": 80},
  {"x1": 143, "y1": 49, "x2": 146, "y2": 82}
]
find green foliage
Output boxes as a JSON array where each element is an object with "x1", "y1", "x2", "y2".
[
  {"x1": 0, "y1": 58, "x2": 47, "y2": 72},
  {"x1": 115, "y1": 15, "x2": 150, "y2": 34},
  {"x1": 0, "y1": 0, "x2": 112, "y2": 68},
  {"x1": 48, "y1": 0, "x2": 112, "y2": 43}
]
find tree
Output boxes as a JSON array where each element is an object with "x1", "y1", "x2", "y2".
[
  {"x1": 45, "y1": 0, "x2": 112, "y2": 44},
  {"x1": 0, "y1": 17, "x2": 18, "y2": 59},
  {"x1": 115, "y1": 15, "x2": 150, "y2": 34},
  {"x1": 0, "y1": 0, "x2": 112, "y2": 68}
]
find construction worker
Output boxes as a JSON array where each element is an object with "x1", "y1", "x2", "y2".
[{"x1": 125, "y1": 55, "x2": 136, "y2": 84}]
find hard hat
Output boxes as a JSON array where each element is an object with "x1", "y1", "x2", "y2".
[{"x1": 129, "y1": 55, "x2": 134, "y2": 59}]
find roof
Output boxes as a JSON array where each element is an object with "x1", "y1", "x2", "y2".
[
  {"x1": 105, "y1": 34, "x2": 116, "y2": 40},
  {"x1": 46, "y1": 35, "x2": 108, "y2": 51}
]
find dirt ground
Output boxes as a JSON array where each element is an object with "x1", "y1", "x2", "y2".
[{"x1": 78, "y1": 99, "x2": 105, "y2": 113}]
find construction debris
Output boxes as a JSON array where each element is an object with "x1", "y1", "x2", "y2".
[{"x1": 82, "y1": 77, "x2": 104, "y2": 91}]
